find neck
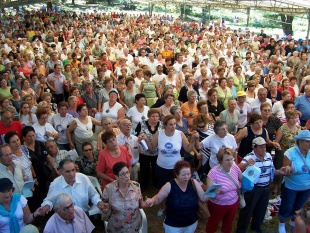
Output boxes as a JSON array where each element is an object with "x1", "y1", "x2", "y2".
[
  {"x1": 118, "y1": 181, "x2": 129, "y2": 189},
  {"x1": 228, "y1": 109, "x2": 234, "y2": 114}
]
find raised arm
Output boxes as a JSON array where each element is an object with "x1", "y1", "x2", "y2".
[{"x1": 66, "y1": 120, "x2": 77, "y2": 150}]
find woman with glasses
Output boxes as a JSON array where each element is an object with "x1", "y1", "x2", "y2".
[
  {"x1": 127, "y1": 93, "x2": 149, "y2": 130},
  {"x1": 219, "y1": 98, "x2": 240, "y2": 135},
  {"x1": 102, "y1": 162, "x2": 149, "y2": 232},
  {"x1": 96, "y1": 132, "x2": 132, "y2": 189},
  {"x1": 75, "y1": 142, "x2": 98, "y2": 177},
  {"x1": 206, "y1": 147, "x2": 243, "y2": 233},
  {"x1": 66, "y1": 103, "x2": 102, "y2": 156},
  {"x1": 32, "y1": 108, "x2": 59, "y2": 143},
  {"x1": 195, "y1": 120, "x2": 238, "y2": 169}
]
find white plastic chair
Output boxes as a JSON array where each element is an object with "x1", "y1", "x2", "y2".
[
  {"x1": 87, "y1": 176, "x2": 103, "y2": 197},
  {"x1": 87, "y1": 176, "x2": 103, "y2": 216},
  {"x1": 104, "y1": 209, "x2": 148, "y2": 233}
]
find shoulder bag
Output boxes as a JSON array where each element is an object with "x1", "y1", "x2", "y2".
[{"x1": 191, "y1": 178, "x2": 210, "y2": 220}]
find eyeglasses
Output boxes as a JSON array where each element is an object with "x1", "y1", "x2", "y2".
[
  {"x1": 197, "y1": 124, "x2": 206, "y2": 129},
  {"x1": 106, "y1": 137, "x2": 116, "y2": 144},
  {"x1": 63, "y1": 203, "x2": 75, "y2": 212},
  {"x1": 40, "y1": 117, "x2": 48, "y2": 120},
  {"x1": 119, "y1": 170, "x2": 130, "y2": 177},
  {"x1": 123, "y1": 123, "x2": 133, "y2": 127},
  {"x1": 262, "y1": 109, "x2": 271, "y2": 113},
  {"x1": 83, "y1": 148, "x2": 92, "y2": 152}
]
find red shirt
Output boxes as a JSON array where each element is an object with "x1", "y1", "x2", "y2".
[
  {"x1": 96, "y1": 145, "x2": 132, "y2": 188},
  {"x1": 0, "y1": 121, "x2": 23, "y2": 144},
  {"x1": 277, "y1": 86, "x2": 295, "y2": 100}
]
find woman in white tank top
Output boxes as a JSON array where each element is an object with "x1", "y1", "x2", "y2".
[{"x1": 66, "y1": 103, "x2": 103, "y2": 156}]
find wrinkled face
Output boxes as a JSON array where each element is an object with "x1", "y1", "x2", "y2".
[
  {"x1": 56, "y1": 199, "x2": 75, "y2": 222},
  {"x1": 176, "y1": 167, "x2": 191, "y2": 182},
  {"x1": 60, "y1": 162, "x2": 76, "y2": 185},
  {"x1": 258, "y1": 91, "x2": 267, "y2": 102},
  {"x1": 2, "y1": 112, "x2": 13, "y2": 126},
  {"x1": 116, "y1": 166, "x2": 131, "y2": 184},
  {"x1": 0, "y1": 146, "x2": 13, "y2": 166},
  {"x1": 120, "y1": 119, "x2": 132, "y2": 135},
  {"x1": 253, "y1": 144, "x2": 266, "y2": 157}
]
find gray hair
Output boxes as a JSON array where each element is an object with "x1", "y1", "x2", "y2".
[
  {"x1": 258, "y1": 88, "x2": 267, "y2": 94},
  {"x1": 214, "y1": 120, "x2": 227, "y2": 134},
  {"x1": 45, "y1": 139, "x2": 57, "y2": 147},
  {"x1": 170, "y1": 105, "x2": 181, "y2": 115},
  {"x1": 187, "y1": 90, "x2": 197, "y2": 98},
  {"x1": 53, "y1": 193, "x2": 72, "y2": 210},
  {"x1": 269, "y1": 82, "x2": 277, "y2": 88},
  {"x1": 305, "y1": 85, "x2": 310, "y2": 92},
  {"x1": 101, "y1": 116, "x2": 112, "y2": 125}
]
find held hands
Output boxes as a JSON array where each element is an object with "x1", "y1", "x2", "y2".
[
  {"x1": 273, "y1": 142, "x2": 281, "y2": 150},
  {"x1": 278, "y1": 166, "x2": 292, "y2": 176},
  {"x1": 145, "y1": 196, "x2": 154, "y2": 207},
  {"x1": 97, "y1": 201, "x2": 109, "y2": 212},
  {"x1": 38, "y1": 205, "x2": 50, "y2": 216}
]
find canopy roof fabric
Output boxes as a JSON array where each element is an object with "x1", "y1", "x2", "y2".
[{"x1": 135, "y1": 0, "x2": 310, "y2": 16}]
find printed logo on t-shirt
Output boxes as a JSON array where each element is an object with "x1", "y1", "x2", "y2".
[{"x1": 161, "y1": 142, "x2": 178, "y2": 157}]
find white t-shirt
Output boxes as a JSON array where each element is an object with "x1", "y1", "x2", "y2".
[
  {"x1": 0, "y1": 195, "x2": 27, "y2": 233},
  {"x1": 51, "y1": 113, "x2": 74, "y2": 145},
  {"x1": 33, "y1": 122, "x2": 58, "y2": 143},
  {"x1": 102, "y1": 102, "x2": 123, "y2": 123},
  {"x1": 272, "y1": 101, "x2": 285, "y2": 120},
  {"x1": 126, "y1": 106, "x2": 150, "y2": 130},
  {"x1": 20, "y1": 114, "x2": 38, "y2": 127},
  {"x1": 236, "y1": 103, "x2": 252, "y2": 128},
  {"x1": 202, "y1": 134, "x2": 238, "y2": 168},
  {"x1": 152, "y1": 73, "x2": 166, "y2": 89}
]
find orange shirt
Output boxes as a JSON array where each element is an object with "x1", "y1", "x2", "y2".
[{"x1": 162, "y1": 50, "x2": 173, "y2": 59}]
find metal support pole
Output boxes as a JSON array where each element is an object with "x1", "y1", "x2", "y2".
[
  {"x1": 183, "y1": 4, "x2": 186, "y2": 19},
  {"x1": 307, "y1": 10, "x2": 310, "y2": 46},
  {"x1": 202, "y1": 7, "x2": 207, "y2": 24},
  {"x1": 246, "y1": 7, "x2": 250, "y2": 27}
]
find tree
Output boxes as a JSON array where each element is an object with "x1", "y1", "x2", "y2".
[
  {"x1": 47, "y1": 2, "x2": 53, "y2": 10},
  {"x1": 280, "y1": 14, "x2": 294, "y2": 35}
]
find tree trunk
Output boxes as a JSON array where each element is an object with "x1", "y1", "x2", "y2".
[
  {"x1": 72, "y1": 0, "x2": 75, "y2": 5},
  {"x1": 280, "y1": 14, "x2": 294, "y2": 36}
]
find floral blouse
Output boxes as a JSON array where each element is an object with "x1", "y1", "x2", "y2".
[
  {"x1": 75, "y1": 150, "x2": 98, "y2": 177},
  {"x1": 103, "y1": 180, "x2": 142, "y2": 233},
  {"x1": 279, "y1": 124, "x2": 301, "y2": 151}
]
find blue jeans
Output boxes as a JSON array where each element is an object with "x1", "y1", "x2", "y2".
[{"x1": 278, "y1": 183, "x2": 310, "y2": 222}]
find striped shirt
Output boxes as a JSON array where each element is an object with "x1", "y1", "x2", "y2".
[{"x1": 242, "y1": 151, "x2": 274, "y2": 187}]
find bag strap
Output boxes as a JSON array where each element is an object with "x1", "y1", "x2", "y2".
[
  {"x1": 220, "y1": 168, "x2": 241, "y2": 195},
  {"x1": 191, "y1": 178, "x2": 199, "y2": 198}
]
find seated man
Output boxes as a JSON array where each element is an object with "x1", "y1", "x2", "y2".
[
  {"x1": 45, "y1": 140, "x2": 71, "y2": 168},
  {"x1": 40, "y1": 158, "x2": 105, "y2": 214},
  {"x1": 43, "y1": 193, "x2": 95, "y2": 233}
]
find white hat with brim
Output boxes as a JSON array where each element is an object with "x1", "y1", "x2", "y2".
[
  {"x1": 252, "y1": 137, "x2": 267, "y2": 147},
  {"x1": 293, "y1": 130, "x2": 310, "y2": 141}
]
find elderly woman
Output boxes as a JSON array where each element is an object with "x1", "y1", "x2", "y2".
[
  {"x1": 215, "y1": 78, "x2": 233, "y2": 109},
  {"x1": 159, "y1": 93, "x2": 175, "y2": 121},
  {"x1": 178, "y1": 74, "x2": 199, "y2": 105},
  {"x1": 51, "y1": 101, "x2": 74, "y2": 151},
  {"x1": 66, "y1": 103, "x2": 102, "y2": 156},
  {"x1": 267, "y1": 81, "x2": 282, "y2": 105},
  {"x1": 102, "y1": 162, "x2": 149, "y2": 232},
  {"x1": 233, "y1": 66, "x2": 246, "y2": 92},
  {"x1": 101, "y1": 89, "x2": 125, "y2": 125},
  {"x1": 135, "y1": 109, "x2": 163, "y2": 191},
  {"x1": 126, "y1": 94, "x2": 150, "y2": 130},
  {"x1": 206, "y1": 147, "x2": 243, "y2": 233},
  {"x1": 120, "y1": 78, "x2": 138, "y2": 110},
  {"x1": 207, "y1": 88, "x2": 225, "y2": 118},
  {"x1": 193, "y1": 114, "x2": 215, "y2": 175},
  {"x1": 96, "y1": 117, "x2": 121, "y2": 150},
  {"x1": 143, "y1": 115, "x2": 197, "y2": 215},
  {"x1": 181, "y1": 90, "x2": 199, "y2": 128},
  {"x1": 278, "y1": 130, "x2": 310, "y2": 233},
  {"x1": 227, "y1": 77, "x2": 237, "y2": 99},
  {"x1": 0, "y1": 178, "x2": 42, "y2": 233},
  {"x1": 272, "y1": 90, "x2": 292, "y2": 122},
  {"x1": 0, "y1": 78, "x2": 12, "y2": 99},
  {"x1": 75, "y1": 142, "x2": 98, "y2": 177},
  {"x1": 195, "y1": 120, "x2": 238, "y2": 169},
  {"x1": 32, "y1": 108, "x2": 59, "y2": 143},
  {"x1": 146, "y1": 160, "x2": 211, "y2": 233},
  {"x1": 219, "y1": 98, "x2": 240, "y2": 135},
  {"x1": 98, "y1": 78, "x2": 114, "y2": 111},
  {"x1": 96, "y1": 131, "x2": 132, "y2": 189},
  {"x1": 197, "y1": 100, "x2": 216, "y2": 126}
]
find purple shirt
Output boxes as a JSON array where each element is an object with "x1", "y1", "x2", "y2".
[{"x1": 43, "y1": 206, "x2": 95, "y2": 233}]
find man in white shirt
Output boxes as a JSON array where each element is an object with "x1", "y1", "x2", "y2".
[
  {"x1": 146, "y1": 53, "x2": 159, "y2": 75},
  {"x1": 116, "y1": 119, "x2": 143, "y2": 182},
  {"x1": 123, "y1": 48, "x2": 133, "y2": 65},
  {"x1": 173, "y1": 54, "x2": 186, "y2": 73},
  {"x1": 252, "y1": 88, "x2": 272, "y2": 114},
  {"x1": 39, "y1": 159, "x2": 105, "y2": 215},
  {"x1": 152, "y1": 64, "x2": 166, "y2": 89}
]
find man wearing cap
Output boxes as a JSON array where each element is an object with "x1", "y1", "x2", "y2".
[
  {"x1": 236, "y1": 137, "x2": 287, "y2": 233},
  {"x1": 40, "y1": 159, "x2": 105, "y2": 215},
  {"x1": 0, "y1": 145, "x2": 25, "y2": 194},
  {"x1": 43, "y1": 193, "x2": 95, "y2": 233},
  {"x1": 278, "y1": 130, "x2": 310, "y2": 233}
]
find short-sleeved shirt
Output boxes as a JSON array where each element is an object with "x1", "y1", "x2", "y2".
[
  {"x1": 33, "y1": 122, "x2": 58, "y2": 143},
  {"x1": 0, "y1": 161, "x2": 25, "y2": 194},
  {"x1": 0, "y1": 121, "x2": 23, "y2": 144}
]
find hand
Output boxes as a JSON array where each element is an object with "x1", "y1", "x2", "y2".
[
  {"x1": 191, "y1": 132, "x2": 200, "y2": 140},
  {"x1": 69, "y1": 143, "x2": 75, "y2": 150},
  {"x1": 34, "y1": 178, "x2": 39, "y2": 186},
  {"x1": 98, "y1": 202, "x2": 109, "y2": 212},
  {"x1": 46, "y1": 131, "x2": 54, "y2": 137},
  {"x1": 273, "y1": 142, "x2": 281, "y2": 150},
  {"x1": 247, "y1": 158, "x2": 255, "y2": 166},
  {"x1": 196, "y1": 153, "x2": 202, "y2": 160},
  {"x1": 145, "y1": 196, "x2": 154, "y2": 207},
  {"x1": 279, "y1": 165, "x2": 292, "y2": 176},
  {"x1": 38, "y1": 205, "x2": 50, "y2": 216}
]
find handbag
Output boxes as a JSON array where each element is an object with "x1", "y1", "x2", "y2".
[
  {"x1": 191, "y1": 178, "x2": 210, "y2": 220},
  {"x1": 101, "y1": 185, "x2": 112, "y2": 221},
  {"x1": 220, "y1": 168, "x2": 246, "y2": 208}
]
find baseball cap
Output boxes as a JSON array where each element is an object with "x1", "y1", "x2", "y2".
[{"x1": 252, "y1": 137, "x2": 267, "y2": 147}]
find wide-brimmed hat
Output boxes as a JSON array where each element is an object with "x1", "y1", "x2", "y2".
[
  {"x1": 293, "y1": 130, "x2": 310, "y2": 141},
  {"x1": 0, "y1": 178, "x2": 13, "y2": 192}
]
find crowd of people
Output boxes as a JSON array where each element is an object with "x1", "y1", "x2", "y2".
[{"x1": 1, "y1": 6, "x2": 310, "y2": 233}]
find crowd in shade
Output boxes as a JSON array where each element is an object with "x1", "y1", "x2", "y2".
[{"x1": 1, "y1": 6, "x2": 310, "y2": 233}]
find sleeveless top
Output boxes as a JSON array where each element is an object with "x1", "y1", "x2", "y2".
[
  {"x1": 123, "y1": 88, "x2": 137, "y2": 109},
  {"x1": 157, "y1": 130, "x2": 182, "y2": 169},
  {"x1": 102, "y1": 102, "x2": 123, "y2": 123},
  {"x1": 142, "y1": 81, "x2": 156, "y2": 98},
  {"x1": 238, "y1": 126, "x2": 267, "y2": 158},
  {"x1": 74, "y1": 116, "x2": 93, "y2": 143},
  {"x1": 165, "y1": 179, "x2": 198, "y2": 227}
]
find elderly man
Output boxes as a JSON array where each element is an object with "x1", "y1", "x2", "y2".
[
  {"x1": 45, "y1": 140, "x2": 71, "y2": 168},
  {"x1": 43, "y1": 193, "x2": 95, "y2": 233},
  {"x1": 0, "y1": 144, "x2": 25, "y2": 193},
  {"x1": 251, "y1": 88, "x2": 272, "y2": 114},
  {"x1": 0, "y1": 110, "x2": 23, "y2": 144},
  {"x1": 236, "y1": 137, "x2": 287, "y2": 233},
  {"x1": 40, "y1": 158, "x2": 105, "y2": 214},
  {"x1": 116, "y1": 118, "x2": 143, "y2": 181},
  {"x1": 295, "y1": 85, "x2": 310, "y2": 126}
]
